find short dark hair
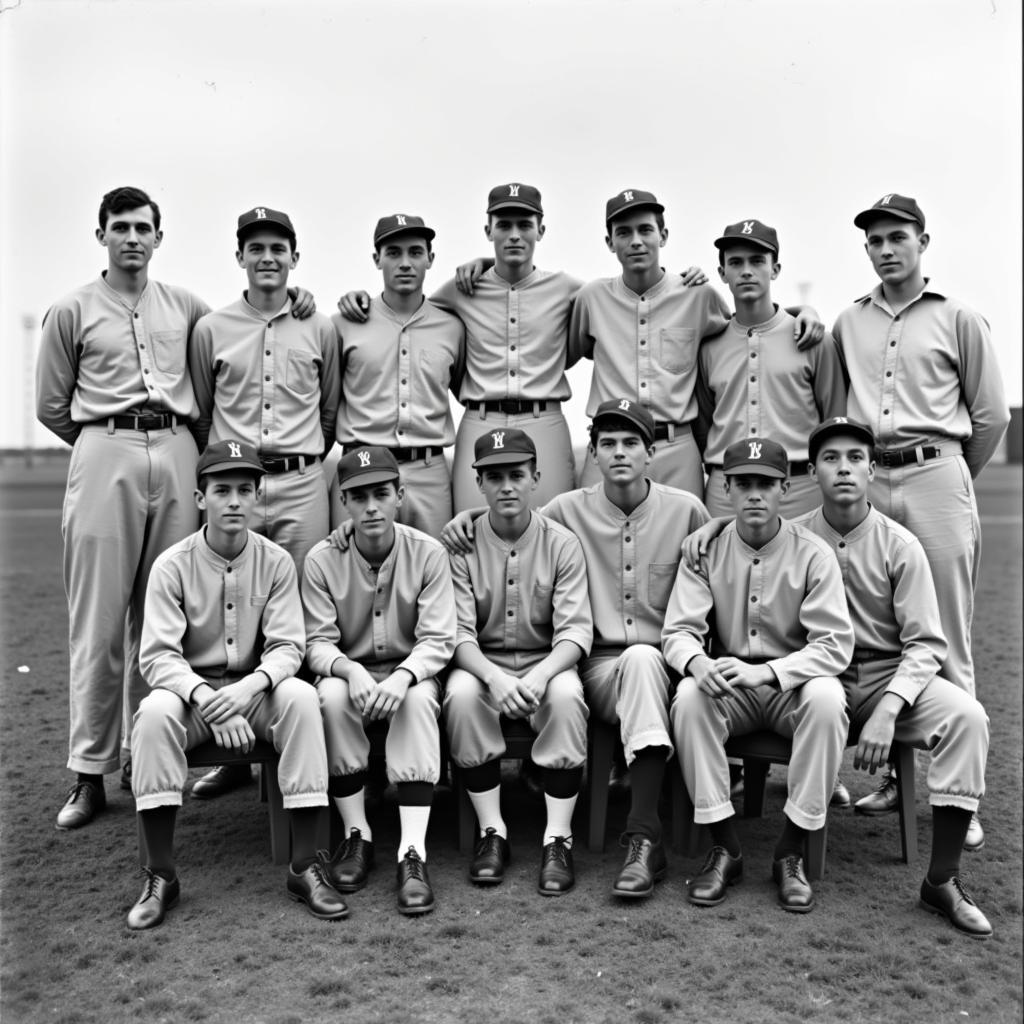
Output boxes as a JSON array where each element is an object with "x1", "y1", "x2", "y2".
[
  {"x1": 99, "y1": 186, "x2": 161, "y2": 231},
  {"x1": 607, "y1": 207, "x2": 665, "y2": 234},
  {"x1": 588, "y1": 415, "x2": 648, "y2": 448}
]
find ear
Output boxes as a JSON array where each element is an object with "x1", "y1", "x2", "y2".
[
  {"x1": 717, "y1": 265, "x2": 727, "y2": 284},
  {"x1": 867, "y1": 459, "x2": 877, "y2": 483},
  {"x1": 530, "y1": 469, "x2": 541, "y2": 490},
  {"x1": 290, "y1": 249, "x2": 300, "y2": 269},
  {"x1": 372, "y1": 250, "x2": 382, "y2": 269},
  {"x1": 236, "y1": 249, "x2": 245, "y2": 269},
  {"x1": 808, "y1": 460, "x2": 817, "y2": 480},
  {"x1": 645, "y1": 443, "x2": 656, "y2": 462},
  {"x1": 153, "y1": 229, "x2": 163, "y2": 250},
  {"x1": 96, "y1": 228, "x2": 107, "y2": 247},
  {"x1": 918, "y1": 232, "x2": 930, "y2": 253},
  {"x1": 475, "y1": 473, "x2": 484, "y2": 493},
  {"x1": 536, "y1": 222, "x2": 546, "y2": 241},
  {"x1": 780, "y1": 479, "x2": 791, "y2": 495},
  {"x1": 194, "y1": 488, "x2": 206, "y2": 511},
  {"x1": 394, "y1": 484, "x2": 405, "y2": 508},
  {"x1": 484, "y1": 222, "x2": 494, "y2": 242},
  {"x1": 659, "y1": 227, "x2": 669, "y2": 247},
  {"x1": 605, "y1": 233, "x2": 614, "y2": 253},
  {"x1": 771, "y1": 261, "x2": 781, "y2": 279},
  {"x1": 426, "y1": 250, "x2": 436, "y2": 268}
]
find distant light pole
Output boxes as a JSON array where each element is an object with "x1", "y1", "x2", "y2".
[{"x1": 22, "y1": 314, "x2": 37, "y2": 467}]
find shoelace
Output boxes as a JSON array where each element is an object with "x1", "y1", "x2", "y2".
[
  {"x1": 139, "y1": 867, "x2": 164, "y2": 900},
  {"x1": 780, "y1": 855, "x2": 804, "y2": 879},
  {"x1": 951, "y1": 876, "x2": 976, "y2": 905},
  {"x1": 402, "y1": 847, "x2": 426, "y2": 880},
  {"x1": 474, "y1": 827, "x2": 502, "y2": 854},
  {"x1": 337, "y1": 828, "x2": 366, "y2": 860},
  {"x1": 621, "y1": 835, "x2": 647, "y2": 864},
  {"x1": 699, "y1": 845, "x2": 730, "y2": 874},
  {"x1": 66, "y1": 781, "x2": 97, "y2": 803},
  {"x1": 545, "y1": 837, "x2": 571, "y2": 866}
]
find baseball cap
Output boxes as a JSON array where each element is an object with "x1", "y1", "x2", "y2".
[
  {"x1": 236, "y1": 206, "x2": 297, "y2": 246},
  {"x1": 472, "y1": 428, "x2": 537, "y2": 469},
  {"x1": 373, "y1": 214, "x2": 436, "y2": 248},
  {"x1": 852, "y1": 194, "x2": 926, "y2": 232},
  {"x1": 486, "y1": 183, "x2": 543, "y2": 216},
  {"x1": 592, "y1": 398, "x2": 656, "y2": 447},
  {"x1": 605, "y1": 189, "x2": 664, "y2": 229},
  {"x1": 714, "y1": 219, "x2": 780, "y2": 257},
  {"x1": 196, "y1": 440, "x2": 264, "y2": 482},
  {"x1": 723, "y1": 437, "x2": 789, "y2": 478},
  {"x1": 337, "y1": 446, "x2": 401, "y2": 490},
  {"x1": 808, "y1": 417, "x2": 876, "y2": 463}
]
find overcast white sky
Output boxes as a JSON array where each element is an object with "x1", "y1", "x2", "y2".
[{"x1": 1, "y1": 0, "x2": 1020, "y2": 450}]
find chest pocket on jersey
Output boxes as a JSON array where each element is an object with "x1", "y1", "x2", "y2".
[
  {"x1": 285, "y1": 349, "x2": 317, "y2": 395},
  {"x1": 150, "y1": 331, "x2": 186, "y2": 374},
  {"x1": 529, "y1": 584, "x2": 554, "y2": 626},
  {"x1": 647, "y1": 563, "x2": 678, "y2": 611},
  {"x1": 656, "y1": 328, "x2": 697, "y2": 374},
  {"x1": 250, "y1": 594, "x2": 269, "y2": 608}
]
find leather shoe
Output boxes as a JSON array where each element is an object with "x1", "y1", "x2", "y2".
[
  {"x1": 287, "y1": 860, "x2": 349, "y2": 920},
  {"x1": 470, "y1": 827, "x2": 509, "y2": 885},
  {"x1": 538, "y1": 837, "x2": 574, "y2": 896},
  {"x1": 56, "y1": 781, "x2": 106, "y2": 830},
  {"x1": 963, "y1": 813, "x2": 985, "y2": 852},
  {"x1": 772, "y1": 854, "x2": 815, "y2": 913},
  {"x1": 854, "y1": 769, "x2": 898, "y2": 815},
  {"x1": 191, "y1": 763, "x2": 253, "y2": 799},
  {"x1": 830, "y1": 775, "x2": 851, "y2": 809},
  {"x1": 687, "y1": 846, "x2": 743, "y2": 907},
  {"x1": 127, "y1": 868, "x2": 180, "y2": 930},
  {"x1": 612, "y1": 834, "x2": 666, "y2": 898},
  {"x1": 396, "y1": 847, "x2": 435, "y2": 915},
  {"x1": 919, "y1": 876, "x2": 992, "y2": 939},
  {"x1": 325, "y1": 828, "x2": 375, "y2": 892},
  {"x1": 120, "y1": 761, "x2": 133, "y2": 792}
]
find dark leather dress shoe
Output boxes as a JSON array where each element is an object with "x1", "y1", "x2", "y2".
[
  {"x1": 325, "y1": 828, "x2": 375, "y2": 892},
  {"x1": 920, "y1": 876, "x2": 992, "y2": 939},
  {"x1": 127, "y1": 868, "x2": 180, "y2": 930},
  {"x1": 56, "y1": 781, "x2": 106, "y2": 830},
  {"x1": 470, "y1": 827, "x2": 510, "y2": 885},
  {"x1": 538, "y1": 837, "x2": 575, "y2": 896},
  {"x1": 687, "y1": 846, "x2": 743, "y2": 907},
  {"x1": 287, "y1": 861, "x2": 349, "y2": 920},
  {"x1": 612, "y1": 834, "x2": 666, "y2": 898},
  {"x1": 772, "y1": 855, "x2": 815, "y2": 913},
  {"x1": 396, "y1": 848, "x2": 435, "y2": 915},
  {"x1": 191, "y1": 763, "x2": 253, "y2": 799}
]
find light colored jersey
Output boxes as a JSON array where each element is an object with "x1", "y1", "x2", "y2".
[
  {"x1": 568, "y1": 274, "x2": 730, "y2": 421},
  {"x1": 540, "y1": 482, "x2": 710, "y2": 652},
  {"x1": 36, "y1": 275, "x2": 209, "y2": 445},
  {"x1": 430, "y1": 267, "x2": 582, "y2": 403},
  {"x1": 140, "y1": 528, "x2": 304, "y2": 703},
  {"x1": 302, "y1": 523, "x2": 455, "y2": 681},
  {"x1": 332, "y1": 295, "x2": 465, "y2": 448},
  {"x1": 189, "y1": 295, "x2": 340, "y2": 456},
  {"x1": 662, "y1": 519, "x2": 854, "y2": 690},
  {"x1": 450, "y1": 510, "x2": 592, "y2": 656},
  {"x1": 831, "y1": 280, "x2": 1009, "y2": 476}
]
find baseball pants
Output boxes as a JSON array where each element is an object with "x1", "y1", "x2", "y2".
[
  {"x1": 578, "y1": 426, "x2": 703, "y2": 498},
  {"x1": 703, "y1": 468, "x2": 821, "y2": 519},
  {"x1": 63, "y1": 423, "x2": 199, "y2": 775},
  {"x1": 252, "y1": 459, "x2": 329, "y2": 577}
]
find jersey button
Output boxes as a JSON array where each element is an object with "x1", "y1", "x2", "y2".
[
  {"x1": 625, "y1": 564, "x2": 632, "y2": 572},
  {"x1": 640, "y1": 382, "x2": 646, "y2": 388},
  {"x1": 750, "y1": 352, "x2": 756, "y2": 359},
  {"x1": 886, "y1": 371, "x2": 893, "y2": 377},
  {"x1": 750, "y1": 629, "x2": 757, "y2": 636},
  {"x1": 750, "y1": 596, "x2": 757, "y2": 603},
  {"x1": 510, "y1": 345, "x2": 516, "y2": 352},
  {"x1": 753, "y1": 558, "x2": 760, "y2": 565},
  {"x1": 264, "y1": 403, "x2": 270, "y2": 410},
  {"x1": 375, "y1": 611, "x2": 382, "y2": 617},
  {"x1": 266, "y1": 350, "x2": 271, "y2": 356},
  {"x1": 640, "y1": 319, "x2": 646, "y2": 326},
  {"x1": 838, "y1": 542, "x2": 846, "y2": 548},
  {"x1": 626, "y1": 618, "x2": 633, "y2": 625},
  {"x1": 265, "y1": 375, "x2": 271, "y2": 381},
  {"x1": 510, "y1": 317, "x2": 516, "y2": 324},
  {"x1": 226, "y1": 603, "x2": 233, "y2": 610},
  {"x1": 507, "y1": 610, "x2": 514, "y2": 617},
  {"x1": 227, "y1": 638, "x2": 233, "y2": 645},
  {"x1": 401, "y1": 378, "x2": 407, "y2": 385}
]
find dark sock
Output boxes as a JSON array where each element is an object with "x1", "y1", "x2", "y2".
[
  {"x1": 396, "y1": 781, "x2": 434, "y2": 807},
  {"x1": 289, "y1": 807, "x2": 323, "y2": 871},
  {"x1": 461, "y1": 760, "x2": 501, "y2": 793},
  {"x1": 773, "y1": 816, "x2": 809, "y2": 861},
  {"x1": 709, "y1": 816, "x2": 742, "y2": 858},
  {"x1": 927, "y1": 806, "x2": 972, "y2": 885},
  {"x1": 625, "y1": 746, "x2": 668, "y2": 842},
  {"x1": 328, "y1": 771, "x2": 367, "y2": 798},
  {"x1": 77, "y1": 772, "x2": 103, "y2": 787},
  {"x1": 139, "y1": 806, "x2": 178, "y2": 876},
  {"x1": 543, "y1": 766, "x2": 584, "y2": 799}
]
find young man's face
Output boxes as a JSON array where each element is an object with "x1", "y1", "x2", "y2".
[
  {"x1": 717, "y1": 244, "x2": 779, "y2": 303},
  {"x1": 606, "y1": 210, "x2": 667, "y2": 275},
  {"x1": 485, "y1": 211, "x2": 544, "y2": 269},
  {"x1": 477, "y1": 461, "x2": 539, "y2": 519},
  {"x1": 811, "y1": 437, "x2": 874, "y2": 507},
  {"x1": 342, "y1": 480, "x2": 403, "y2": 541},
  {"x1": 236, "y1": 229, "x2": 298, "y2": 293},
  {"x1": 96, "y1": 205, "x2": 162, "y2": 273},
  {"x1": 725, "y1": 474, "x2": 787, "y2": 528},
  {"x1": 195, "y1": 472, "x2": 260, "y2": 536},
  {"x1": 373, "y1": 233, "x2": 434, "y2": 296},
  {"x1": 591, "y1": 428, "x2": 653, "y2": 487},
  {"x1": 863, "y1": 217, "x2": 929, "y2": 289}
]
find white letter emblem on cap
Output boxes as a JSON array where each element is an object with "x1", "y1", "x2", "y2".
[
  {"x1": 742, "y1": 221, "x2": 754, "y2": 234},
  {"x1": 880, "y1": 195, "x2": 893, "y2": 206},
  {"x1": 358, "y1": 451, "x2": 371, "y2": 468},
  {"x1": 618, "y1": 399, "x2": 631, "y2": 411},
  {"x1": 834, "y1": 416, "x2": 848, "y2": 424},
  {"x1": 508, "y1": 185, "x2": 520, "y2": 197},
  {"x1": 396, "y1": 215, "x2": 407, "y2": 226},
  {"x1": 622, "y1": 191, "x2": 634, "y2": 202},
  {"x1": 228, "y1": 442, "x2": 242, "y2": 458},
  {"x1": 255, "y1": 208, "x2": 267, "y2": 219},
  {"x1": 748, "y1": 441, "x2": 763, "y2": 459},
  {"x1": 492, "y1": 431, "x2": 505, "y2": 449}
]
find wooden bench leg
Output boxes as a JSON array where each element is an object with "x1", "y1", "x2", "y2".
[
  {"x1": 587, "y1": 720, "x2": 616, "y2": 853},
  {"x1": 263, "y1": 763, "x2": 291, "y2": 866},
  {"x1": 893, "y1": 742, "x2": 918, "y2": 864}
]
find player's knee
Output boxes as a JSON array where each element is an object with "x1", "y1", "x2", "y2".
[
  {"x1": 618, "y1": 644, "x2": 666, "y2": 678},
  {"x1": 545, "y1": 671, "x2": 585, "y2": 715},
  {"x1": 276, "y1": 677, "x2": 321, "y2": 721},
  {"x1": 802, "y1": 677, "x2": 848, "y2": 724},
  {"x1": 953, "y1": 695, "x2": 990, "y2": 745},
  {"x1": 670, "y1": 676, "x2": 703, "y2": 724},
  {"x1": 316, "y1": 677, "x2": 349, "y2": 716},
  {"x1": 442, "y1": 670, "x2": 479, "y2": 713}
]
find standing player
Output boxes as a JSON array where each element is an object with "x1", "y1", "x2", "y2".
[
  {"x1": 444, "y1": 428, "x2": 592, "y2": 895},
  {"x1": 833, "y1": 194, "x2": 1008, "y2": 843},
  {"x1": 128, "y1": 440, "x2": 347, "y2": 929},
  {"x1": 664, "y1": 437, "x2": 853, "y2": 913},
  {"x1": 302, "y1": 448, "x2": 456, "y2": 915},
  {"x1": 329, "y1": 214, "x2": 464, "y2": 538}
]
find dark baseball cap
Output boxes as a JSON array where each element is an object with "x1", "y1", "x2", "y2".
[
  {"x1": 714, "y1": 219, "x2": 780, "y2": 257},
  {"x1": 337, "y1": 446, "x2": 401, "y2": 490},
  {"x1": 723, "y1": 437, "x2": 789, "y2": 478},
  {"x1": 605, "y1": 189, "x2": 664, "y2": 229},
  {"x1": 853, "y1": 194, "x2": 926, "y2": 232},
  {"x1": 808, "y1": 417, "x2": 876, "y2": 463},
  {"x1": 236, "y1": 206, "x2": 296, "y2": 246},
  {"x1": 196, "y1": 439, "x2": 264, "y2": 481},
  {"x1": 487, "y1": 183, "x2": 543, "y2": 216},
  {"x1": 373, "y1": 214, "x2": 435, "y2": 248},
  {"x1": 592, "y1": 398, "x2": 656, "y2": 447},
  {"x1": 472, "y1": 427, "x2": 537, "y2": 469}
]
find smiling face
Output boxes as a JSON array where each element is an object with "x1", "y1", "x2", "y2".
[
  {"x1": 485, "y1": 210, "x2": 544, "y2": 271},
  {"x1": 342, "y1": 480, "x2": 403, "y2": 543},
  {"x1": 236, "y1": 228, "x2": 298, "y2": 294},
  {"x1": 96, "y1": 205, "x2": 162, "y2": 274},
  {"x1": 196, "y1": 471, "x2": 260, "y2": 541},
  {"x1": 606, "y1": 209, "x2": 667, "y2": 276},
  {"x1": 811, "y1": 435, "x2": 875, "y2": 509},
  {"x1": 374, "y1": 232, "x2": 434, "y2": 297},
  {"x1": 863, "y1": 216, "x2": 928, "y2": 290}
]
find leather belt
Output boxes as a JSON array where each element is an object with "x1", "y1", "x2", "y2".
[
  {"x1": 652, "y1": 421, "x2": 692, "y2": 441},
  {"x1": 343, "y1": 444, "x2": 443, "y2": 463},
  {"x1": 874, "y1": 444, "x2": 943, "y2": 468},
  {"x1": 706, "y1": 460, "x2": 809, "y2": 477},
  {"x1": 466, "y1": 400, "x2": 552, "y2": 414},
  {"x1": 851, "y1": 648, "x2": 896, "y2": 663},
  {"x1": 260, "y1": 454, "x2": 315, "y2": 474},
  {"x1": 99, "y1": 413, "x2": 176, "y2": 431}
]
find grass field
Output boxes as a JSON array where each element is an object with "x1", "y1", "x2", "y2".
[{"x1": 1, "y1": 458, "x2": 1020, "y2": 1024}]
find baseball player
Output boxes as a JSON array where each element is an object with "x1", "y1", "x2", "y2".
[
  {"x1": 832, "y1": 194, "x2": 1008, "y2": 845},
  {"x1": 327, "y1": 214, "x2": 464, "y2": 539},
  {"x1": 444, "y1": 428, "x2": 592, "y2": 895},
  {"x1": 664, "y1": 437, "x2": 854, "y2": 914},
  {"x1": 187, "y1": 206, "x2": 340, "y2": 799},
  {"x1": 128, "y1": 440, "x2": 347, "y2": 929},
  {"x1": 302, "y1": 448, "x2": 456, "y2": 916},
  {"x1": 442, "y1": 399, "x2": 711, "y2": 898}
]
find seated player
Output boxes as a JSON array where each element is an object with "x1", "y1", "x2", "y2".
[
  {"x1": 302, "y1": 448, "x2": 455, "y2": 916},
  {"x1": 128, "y1": 440, "x2": 346, "y2": 929},
  {"x1": 444, "y1": 428, "x2": 592, "y2": 895},
  {"x1": 664, "y1": 437, "x2": 853, "y2": 913}
]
